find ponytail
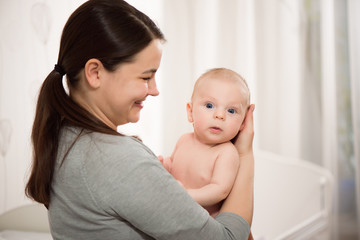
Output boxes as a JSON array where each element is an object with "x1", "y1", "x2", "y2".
[
  {"x1": 25, "y1": 70, "x2": 65, "y2": 207},
  {"x1": 25, "y1": 67, "x2": 119, "y2": 207}
]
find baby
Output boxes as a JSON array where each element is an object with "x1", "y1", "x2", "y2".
[{"x1": 161, "y1": 68, "x2": 250, "y2": 217}]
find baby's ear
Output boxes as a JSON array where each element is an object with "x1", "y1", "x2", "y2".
[{"x1": 186, "y1": 102, "x2": 194, "y2": 123}]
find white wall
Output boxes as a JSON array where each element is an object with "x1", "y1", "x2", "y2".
[
  {"x1": 0, "y1": 0, "x2": 88, "y2": 214},
  {"x1": 0, "y1": 0, "x2": 167, "y2": 214}
]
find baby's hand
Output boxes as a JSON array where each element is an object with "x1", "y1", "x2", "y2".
[
  {"x1": 158, "y1": 155, "x2": 172, "y2": 172},
  {"x1": 158, "y1": 155, "x2": 164, "y2": 164}
]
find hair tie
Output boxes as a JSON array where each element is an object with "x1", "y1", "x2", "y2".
[{"x1": 54, "y1": 64, "x2": 66, "y2": 76}]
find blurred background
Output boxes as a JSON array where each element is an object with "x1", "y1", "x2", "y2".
[{"x1": 0, "y1": 0, "x2": 358, "y2": 239}]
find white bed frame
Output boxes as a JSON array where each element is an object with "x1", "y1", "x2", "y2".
[
  {"x1": 252, "y1": 150, "x2": 333, "y2": 240},
  {"x1": 0, "y1": 203, "x2": 49, "y2": 232}
]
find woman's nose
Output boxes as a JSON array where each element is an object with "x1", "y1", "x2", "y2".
[{"x1": 148, "y1": 79, "x2": 159, "y2": 96}]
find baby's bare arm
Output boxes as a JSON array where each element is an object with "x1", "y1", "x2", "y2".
[
  {"x1": 186, "y1": 144, "x2": 239, "y2": 207},
  {"x1": 159, "y1": 135, "x2": 186, "y2": 172}
]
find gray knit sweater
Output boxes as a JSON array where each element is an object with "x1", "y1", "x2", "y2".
[{"x1": 48, "y1": 126, "x2": 249, "y2": 239}]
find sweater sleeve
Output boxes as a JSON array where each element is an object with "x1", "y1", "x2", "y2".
[{"x1": 83, "y1": 136, "x2": 250, "y2": 240}]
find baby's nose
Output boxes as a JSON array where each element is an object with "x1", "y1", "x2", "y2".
[{"x1": 214, "y1": 110, "x2": 225, "y2": 120}]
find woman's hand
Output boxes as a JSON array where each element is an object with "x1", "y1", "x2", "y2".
[
  {"x1": 220, "y1": 104, "x2": 255, "y2": 228},
  {"x1": 233, "y1": 104, "x2": 255, "y2": 157}
]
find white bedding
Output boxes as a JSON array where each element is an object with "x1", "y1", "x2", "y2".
[{"x1": 0, "y1": 230, "x2": 52, "y2": 240}]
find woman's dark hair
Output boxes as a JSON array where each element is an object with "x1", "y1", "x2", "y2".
[{"x1": 25, "y1": 0, "x2": 165, "y2": 207}]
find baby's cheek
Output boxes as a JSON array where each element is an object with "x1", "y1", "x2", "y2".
[{"x1": 229, "y1": 119, "x2": 242, "y2": 133}]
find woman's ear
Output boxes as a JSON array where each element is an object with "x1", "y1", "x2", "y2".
[
  {"x1": 84, "y1": 58, "x2": 102, "y2": 89},
  {"x1": 186, "y1": 102, "x2": 194, "y2": 123}
]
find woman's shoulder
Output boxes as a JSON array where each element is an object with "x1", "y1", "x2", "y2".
[
  {"x1": 60, "y1": 127, "x2": 160, "y2": 182},
  {"x1": 61, "y1": 126, "x2": 154, "y2": 158},
  {"x1": 90, "y1": 131, "x2": 153, "y2": 157},
  {"x1": 90, "y1": 130, "x2": 141, "y2": 147}
]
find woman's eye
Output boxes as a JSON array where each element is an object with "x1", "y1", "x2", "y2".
[
  {"x1": 141, "y1": 74, "x2": 154, "y2": 81},
  {"x1": 228, "y1": 108, "x2": 236, "y2": 114},
  {"x1": 205, "y1": 103, "x2": 213, "y2": 109}
]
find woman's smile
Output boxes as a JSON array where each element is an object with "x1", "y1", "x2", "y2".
[{"x1": 134, "y1": 100, "x2": 144, "y2": 109}]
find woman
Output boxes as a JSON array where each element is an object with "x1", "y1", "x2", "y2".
[{"x1": 25, "y1": 0, "x2": 255, "y2": 239}]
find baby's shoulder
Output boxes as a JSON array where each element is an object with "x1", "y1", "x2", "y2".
[
  {"x1": 177, "y1": 132, "x2": 194, "y2": 143},
  {"x1": 217, "y1": 141, "x2": 236, "y2": 149},
  {"x1": 216, "y1": 142, "x2": 239, "y2": 157}
]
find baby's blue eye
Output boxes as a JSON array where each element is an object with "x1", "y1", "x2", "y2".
[
  {"x1": 206, "y1": 103, "x2": 213, "y2": 109},
  {"x1": 228, "y1": 108, "x2": 236, "y2": 114}
]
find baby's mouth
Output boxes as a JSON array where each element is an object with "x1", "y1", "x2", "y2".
[{"x1": 210, "y1": 126, "x2": 222, "y2": 133}]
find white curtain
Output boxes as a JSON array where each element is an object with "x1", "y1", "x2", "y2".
[
  {"x1": 161, "y1": 0, "x2": 359, "y2": 239},
  {"x1": 319, "y1": 0, "x2": 360, "y2": 238},
  {"x1": 348, "y1": 0, "x2": 360, "y2": 234}
]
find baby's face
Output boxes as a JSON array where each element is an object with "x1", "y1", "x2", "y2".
[{"x1": 188, "y1": 77, "x2": 247, "y2": 145}]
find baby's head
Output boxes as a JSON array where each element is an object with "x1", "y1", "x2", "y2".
[{"x1": 187, "y1": 68, "x2": 250, "y2": 145}]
